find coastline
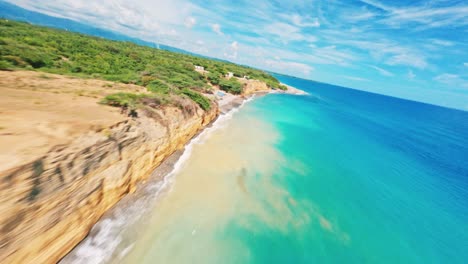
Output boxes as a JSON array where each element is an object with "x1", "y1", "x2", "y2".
[
  {"x1": 61, "y1": 86, "x2": 307, "y2": 262},
  {"x1": 60, "y1": 94, "x2": 257, "y2": 263},
  {"x1": 280, "y1": 83, "x2": 309, "y2": 95},
  {"x1": 0, "y1": 71, "x2": 308, "y2": 263}
]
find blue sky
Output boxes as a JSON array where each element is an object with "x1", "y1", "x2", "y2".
[{"x1": 7, "y1": 0, "x2": 468, "y2": 110}]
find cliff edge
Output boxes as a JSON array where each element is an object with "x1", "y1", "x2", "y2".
[{"x1": 0, "y1": 71, "x2": 218, "y2": 263}]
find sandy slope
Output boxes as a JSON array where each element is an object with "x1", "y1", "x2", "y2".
[{"x1": 0, "y1": 71, "x2": 147, "y2": 171}]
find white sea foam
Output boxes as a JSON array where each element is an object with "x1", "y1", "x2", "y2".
[{"x1": 60, "y1": 96, "x2": 255, "y2": 264}]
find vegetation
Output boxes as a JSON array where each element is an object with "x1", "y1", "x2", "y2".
[
  {"x1": 180, "y1": 89, "x2": 211, "y2": 111},
  {"x1": 0, "y1": 19, "x2": 286, "y2": 111},
  {"x1": 219, "y1": 78, "x2": 243, "y2": 94},
  {"x1": 100, "y1": 93, "x2": 143, "y2": 108},
  {"x1": 207, "y1": 71, "x2": 221, "y2": 85},
  {"x1": 0, "y1": 60, "x2": 13, "y2": 70}
]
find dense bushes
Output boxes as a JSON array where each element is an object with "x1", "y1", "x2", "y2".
[
  {"x1": 0, "y1": 19, "x2": 283, "y2": 93},
  {"x1": 181, "y1": 89, "x2": 211, "y2": 110},
  {"x1": 0, "y1": 19, "x2": 288, "y2": 113},
  {"x1": 207, "y1": 71, "x2": 221, "y2": 85},
  {"x1": 100, "y1": 89, "x2": 211, "y2": 112},
  {"x1": 100, "y1": 92, "x2": 171, "y2": 111},
  {"x1": 100, "y1": 93, "x2": 142, "y2": 108},
  {"x1": 219, "y1": 79, "x2": 243, "y2": 94},
  {"x1": 147, "y1": 80, "x2": 170, "y2": 94},
  {"x1": 0, "y1": 60, "x2": 13, "y2": 70}
]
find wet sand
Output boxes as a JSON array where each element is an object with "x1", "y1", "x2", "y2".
[
  {"x1": 62, "y1": 89, "x2": 309, "y2": 264},
  {"x1": 60, "y1": 94, "x2": 253, "y2": 263},
  {"x1": 115, "y1": 96, "x2": 314, "y2": 264}
]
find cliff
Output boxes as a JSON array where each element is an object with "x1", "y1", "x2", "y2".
[
  {"x1": 239, "y1": 78, "x2": 271, "y2": 95},
  {"x1": 0, "y1": 101, "x2": 218, "y2": 263}
]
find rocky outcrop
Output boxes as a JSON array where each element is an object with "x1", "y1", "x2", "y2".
[
  {"x1": 239, "y1": 79, "x2": 271, "y2": 95},
  {"x1": 0, "y1": 103, "x2": 218, "y2": 263}
]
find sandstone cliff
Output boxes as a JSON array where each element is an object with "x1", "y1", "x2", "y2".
[
  {"x1": 0, "y1": 103, "x2": 218, "y2": 263},
  {"x1": 239, "y1": 79, "x2": 271, "y2": 95}
]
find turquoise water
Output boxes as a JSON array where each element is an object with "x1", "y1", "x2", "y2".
[
  {"x1": 232, "y1": 76, "x2": 468, "y2": 263},
  {"x1": 114, "y1": 76, "x2": 468, "y2": 264}
]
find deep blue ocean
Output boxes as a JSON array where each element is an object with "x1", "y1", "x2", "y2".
[{"x1": 88, "y1": 75, "x2": 468, "y2": 264}]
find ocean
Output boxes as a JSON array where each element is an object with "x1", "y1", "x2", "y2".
[{"x1": 71, "y1": 76, "x2": 468, "y2": 263}]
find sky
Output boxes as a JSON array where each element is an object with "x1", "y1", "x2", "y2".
[{"x1": 6, "y1": 0, "x2": 468, "y2": 110}]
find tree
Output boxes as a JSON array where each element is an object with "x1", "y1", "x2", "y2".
[
  {"x1": 207, "y1": 71, "x2": 221, "y2": 85},
  {"x1": 219, "y1": 78, "x2": 243, "y2": 94}
]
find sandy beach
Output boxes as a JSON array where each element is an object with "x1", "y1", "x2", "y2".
[
  {"x1": 61, "y1": 84, "x2": 308, "y2": 263},
  {"x1": 281, "y1": 83, "x2": 309, "y2": 95}
]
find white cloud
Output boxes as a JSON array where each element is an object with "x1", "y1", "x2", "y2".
[
  {"x1": 224, "y1": 41, "x2": 239, "y2": 60},
  {"x1": 431, "y1": 39, "x2": 454, "y2": 47},
  {"x1": 342, "y1": 6, "x2": 377, "y2": 22},
  {"x1": 407, "y1": 70, "x2": 416, "y2": 80},
  {"x1": 211, "y1": 23, "x2": 223, "y2": 35},
  {"x1": 386, "y1": 5, "x2": 468, "y2": 29},
  {"x1": 360, "y1": 0, "x2": 468, "y2": 29},
  {"x1": 331, "y1": 37, "x2": 429, "y2": 69},
  {"x1": 360, "y1": 0, "x2": 393, "y2": 12},
  {"x1": 370, "y1": 65, "x2": 394, "y2": 76},
  {"x1": 263, "y1": 22, "x2": 304, "y2": 42},
  {"x1": 386, "y1": 54, "x2": 428, "y2": 69},
  {"x1": 264, "y1": 58, "x2": 314, "y2": 76},
  {"x1": 287, "y1": 14, "x2": 320, "y2": 27},
  {"x1": 434, "y1": 74, "x2": 468, "y2": 89},
  {"x1": 184, "y1": 17, "x2": 196, "y2": 29},
  {"x1": 8, "y1": 0, "x2": 201, "y2": 42},
  {"x1": 231, "y1": 41, "x2": 238, "y2": 50}
]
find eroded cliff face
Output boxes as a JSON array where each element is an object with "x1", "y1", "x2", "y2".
[
  {"x1": 240, "y1": 79, "x2": 271, "y2": 95},
  {"x1": 0, "y1": 103, "x2": 218, "y2": 263}
]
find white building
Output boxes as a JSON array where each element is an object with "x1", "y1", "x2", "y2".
[
  {"x1": 194, "y1": 65, "x2": 205, "y2": 71},
  {"x1": 225, "y1": 72, "x2": 234, "y2": 78}
]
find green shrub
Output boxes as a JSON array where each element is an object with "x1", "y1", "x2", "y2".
[
  {"x1": 219, "y1": 78, "x2": 243, "y2": 94},
  {"x1": 100, "y1": 93, "x2": 141, "y2": 108},
  {"x1": 181, "y1": 88, "x2": 211, "y2": 111},
  {"x1": 0, "y1": 60, "x2": 13, "y2": 70},
  {"x1": 147, "y1": 79, "x2": 170, "y2": 94},
  {"x1": 207, "y1": 71, "x2": 221, "y2": 85},
  {"x1": 278, "y1": 84, "x2": 288, "y2": 91},
  {"x1": 2, "y1": 55, "x2": 27, "y2": 67}
]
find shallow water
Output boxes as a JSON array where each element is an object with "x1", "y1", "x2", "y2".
[{"x1": 79, "y1": 76, "x2": 468, "y2": 263}]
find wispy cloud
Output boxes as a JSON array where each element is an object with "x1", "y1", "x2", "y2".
[
  {"x1": 343, "y1": 75, "x2": 370, "y2": 82},
  {"x1": 431, "y1": 39, "x2": 454, "y2": 47},
  {"x1": 264, "y1": 58, "x2": 314, "y2": 76},
  {"x1": 361, "y1": 0, "x2": 468, "y2": 29},
  {"x1": 281, "y1": 13, "x2": 321, "y2": 28},
  {"x1": 263, "y1": 22, "x2": 304, "y2": 43},
  {"x1": 370, "y1": 65, "x2": 394, "y2": 76},
  {"x1": 434, "y1": 73, "x2": 468, "y2": 89},
  {"x1": 386, "y1": 53, "x2": 428, "y2": 69}
]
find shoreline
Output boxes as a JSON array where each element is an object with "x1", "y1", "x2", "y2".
[
  {"x1": 60, "y1": 94, "x2": 256, "y2": 263},
  {"x1": 61, "y1": 87, "x2": 307, "y2": 263},
  {"x1": 280, "y1": 82, "x2": 309, "y2": 95}
]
